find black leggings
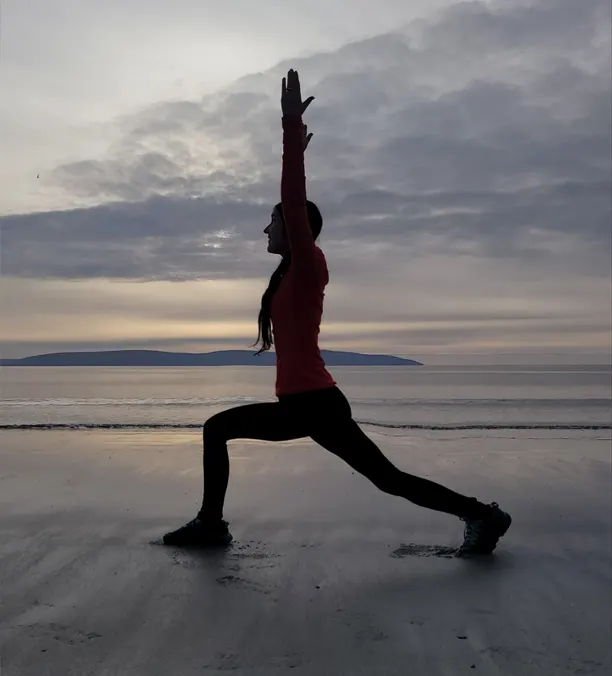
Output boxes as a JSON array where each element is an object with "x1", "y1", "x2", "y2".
[{"x1": 199, "y1": 386, "x2": 485, "y2": 521}]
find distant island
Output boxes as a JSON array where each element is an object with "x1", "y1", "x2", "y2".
[{"x1": 0, "y1": 349, "x2": 422, "y2": 367}]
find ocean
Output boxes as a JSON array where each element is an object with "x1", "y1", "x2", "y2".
[{"x1": 1, "y1": 365, "x2": 610, "y2": 435}]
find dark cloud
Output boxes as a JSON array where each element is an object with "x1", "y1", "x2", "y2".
[
  {"x1": 1, "y1": 196, "x2": 274, "y2": 280},
  {"x1": 1, "y1": 0, "x2": 610, "y2": 285},
  {"x1": 420, "y1": 0, "x2": 607, "y2": 53}
]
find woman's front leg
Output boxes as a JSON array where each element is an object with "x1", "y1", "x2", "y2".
[{"x1": 199, "y1": 402, "x2": 308, "y2": 520}]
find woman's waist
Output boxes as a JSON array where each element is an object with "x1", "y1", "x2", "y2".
[{"x1": 277, "y1": 383, "x2": 349, "y2": 415}]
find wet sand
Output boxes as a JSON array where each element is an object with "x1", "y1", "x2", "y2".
[{"x1": 0, "y1": 429, "x2": 610, "y2": 675}]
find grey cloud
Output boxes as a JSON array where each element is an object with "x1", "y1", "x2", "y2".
[
  {"x1": 1, "y1": 196, "x2": 274, "y2": 280},
  {"x1": 1, "y1": 0, "x2": 610, "y2": 284},
  {"x1": 4, "y1": 176, "x2": 608, "y2": 281},
  {"x1": 420, "y1": 0, "x2": 608, "y2": 53}
]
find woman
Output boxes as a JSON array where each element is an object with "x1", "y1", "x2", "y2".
[{"x1": 163, "y1": 70, "x2": 511, "y2": 556}]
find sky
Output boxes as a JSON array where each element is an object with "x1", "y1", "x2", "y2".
[{"x1": 1, "y1": 0, "x2": 611, "y2": 365}]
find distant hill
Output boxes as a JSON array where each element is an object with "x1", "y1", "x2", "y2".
[{"x1": 0, "y1": 349, "x2": 422, "y2": 367}]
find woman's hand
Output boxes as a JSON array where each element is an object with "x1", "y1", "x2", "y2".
[{"x1": 281, "y1": 69, "x2": 315, "y2": 118}]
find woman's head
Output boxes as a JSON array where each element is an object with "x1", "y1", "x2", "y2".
[
  {"x1": 254, "y1": 200, "x2": 323, "y2": 354},
  {"x1": 263, "y1": 201, "x2": 323, "y2": 256}
]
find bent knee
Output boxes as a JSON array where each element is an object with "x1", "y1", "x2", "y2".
[{"x1": 203, "y1": 413, "x2": 229, "y2": 441}]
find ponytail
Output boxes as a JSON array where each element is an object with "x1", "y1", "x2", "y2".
[{"x1": 253, "y1": 254, "x2": 292, "y2": 355}]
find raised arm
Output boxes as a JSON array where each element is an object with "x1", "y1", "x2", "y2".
[{"x1": 280, "y1": 70, "x2": 316, "y2": 274}]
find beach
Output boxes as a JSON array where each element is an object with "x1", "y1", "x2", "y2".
[{"x1": 0, "y1": 428, "x2": 610, "y2": 675}]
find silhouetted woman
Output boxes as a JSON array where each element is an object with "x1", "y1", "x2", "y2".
[{"x1": 163, "y1": 70, "x2": 511, "y2": 556}]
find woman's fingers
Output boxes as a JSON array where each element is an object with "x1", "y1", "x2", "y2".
[
  {"x1": 302, "y1": 96, "x2": 315, "y2": 114},
  {"x1": 282, "y1": 70, "x2": 314, "y2": 118}
]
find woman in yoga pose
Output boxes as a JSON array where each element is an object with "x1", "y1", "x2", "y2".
[{"x1": 163, "y1": 70, "x2": 511, "y2": 555}]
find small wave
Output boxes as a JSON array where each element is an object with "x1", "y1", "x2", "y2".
[
  {"x1": 358, "y1": 421, "x2": 611, "y2": 431},
  {"x1": 1, "y1": 396, "x2": 264, "y2": 407},
  {"x1": 4, "y1": 397, "x2": 610, "y2": 408},
  {"x1": 0, "y1": 422, "x2": 610, "y2": 431},
  {"x1": 357, "y1": 398, "x2": 612, "y2": 408}
]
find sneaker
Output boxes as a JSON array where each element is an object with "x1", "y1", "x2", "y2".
[
  {"x1": 457, "y1": 502, "x2": 511, "y2": 556},
  {"x1": 162, "y1": 517, "x2": 233, "y2": 547}
]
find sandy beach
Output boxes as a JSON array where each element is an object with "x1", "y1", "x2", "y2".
[{"x1": 0, "y1": 429, "x2": 610, "y2": 675}]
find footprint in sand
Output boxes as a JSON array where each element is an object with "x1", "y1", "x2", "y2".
[
  {"x1": 19, "y1": 623, "x2": 102, "y2": 646},
  {"x1": 390, "y1": 543, "x2": 457, "y2": 559}
]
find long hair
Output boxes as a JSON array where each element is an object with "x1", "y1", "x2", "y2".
[{"x1": 253, "y1": 200, "x2": 323, "y2": 355}]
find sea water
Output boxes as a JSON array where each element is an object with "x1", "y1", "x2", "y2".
[{"x1": 1, "y1": 365, "x2": 610, "y2": 435}]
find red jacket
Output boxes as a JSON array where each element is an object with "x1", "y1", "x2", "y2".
[{"x1": 271, "y1": 115, "x2": 337, "y2": 397}]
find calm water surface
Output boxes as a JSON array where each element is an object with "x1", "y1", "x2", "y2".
[{"x1": 1, "y1": 365, "x2": 610, "y2": 433}]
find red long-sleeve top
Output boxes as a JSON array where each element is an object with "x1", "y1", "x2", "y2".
[{"x1": 270, "y1": 115, "x2": 337, "y2": 397}]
